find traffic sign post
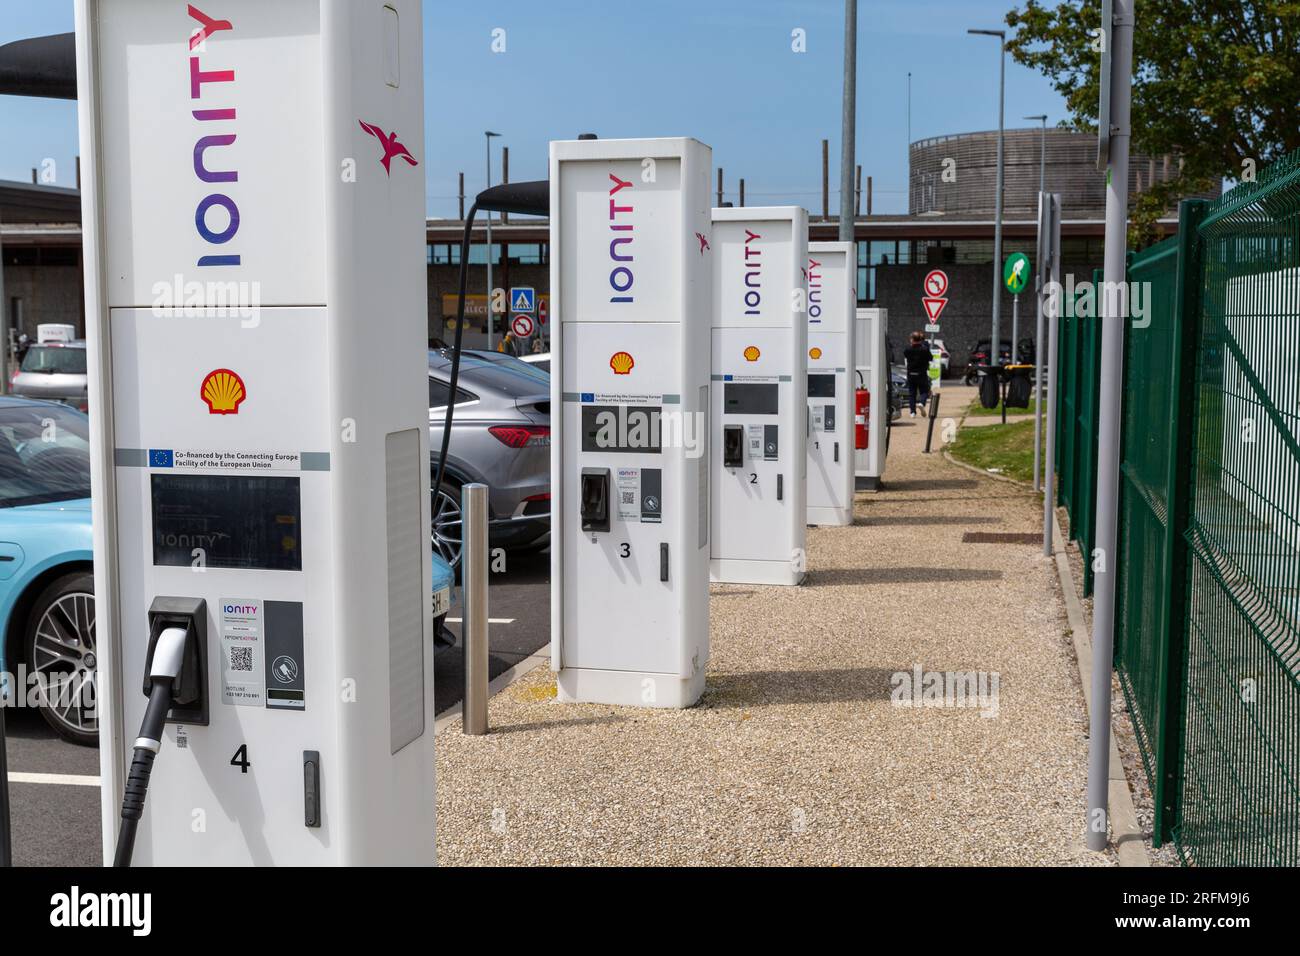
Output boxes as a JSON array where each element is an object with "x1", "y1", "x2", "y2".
[
  {"x1": 922, "y1": 269, "x2": 948, "y2": 341},
  {"x1": 509, "y1": 286, "x2": 536, "y2": 313},
  {"x1": 1004, "y1": 253, "x2": 1030, "y2": 361},
  {"x1": 511, "y1": 314, "x2": 535, "y2": 339}
]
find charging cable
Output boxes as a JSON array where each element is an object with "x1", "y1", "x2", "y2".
[{"x1": 112, "y1": 625, "x2": 189, "y2": 868}]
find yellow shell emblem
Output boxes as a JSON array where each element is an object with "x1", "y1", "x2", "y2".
[
  {"x1": 743, "y1": 346, "x2": 761, "y2": 362},
  {"x1": 609, "y1": 351, "x2": 635, "y2": 375},
  {"x1": 809, "y1": 347, "x2": 823, "y2": 360},
  {"x1": 201, "y1": 368, "x2": 247, "y2": 415}
]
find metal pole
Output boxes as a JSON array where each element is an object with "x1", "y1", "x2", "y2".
[
  {"x1": 1039, "y1": 117, "x2": 1047, "y2": 196},
  {"x1": 1088, "y1": 0, "x2": 1134, "y2": 853},
  {"x1": 821, "y1": 140, "x2": 829, "y2": 220},
  {"x1": 838, "y1": 0, "x2": 857, "y2": 244},
  {"x1": 993, "y1": 36, "x2": 1005, "y2": 368},
  {"x1": 462, "y1": 483, "x2": 490, "y2": 736},
  {"x1": 0, "y1": 207, "x2": 8, "y2": 394},
  {"x1": 485, "y1": 138, "x2": 493, "y2": 352},
  {"x1": 1033, "y1": 193, "x2": 1046, "y2": 491},
  {"x1": 1042, "y1": 193, "x2": 1060, "y2": 554},
  {"x1": 1011, "y1": 293, "x2": 1019, "y2": 357}
]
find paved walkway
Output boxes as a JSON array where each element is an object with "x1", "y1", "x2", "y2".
[{"x1": 435, "y1": 385, "x2": 1107, "y2": 865}]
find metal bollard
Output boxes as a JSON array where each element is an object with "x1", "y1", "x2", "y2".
[
  {"x1": 924, "y1": 392, "x2": 941, "y2": 453},
  {"x1": 461, "y1": 483, "x2": 489, "y2": 735}
]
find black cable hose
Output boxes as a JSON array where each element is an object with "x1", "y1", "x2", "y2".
[
  {"x1": 112, "y1": 678, "x2": 175, "y2": 868},
  {"x1": 0, "y1": 693, "x2": 11, "y2": 867},
  {"x1": 431, "y1": 203, "x2": 478, "y2": 523}
]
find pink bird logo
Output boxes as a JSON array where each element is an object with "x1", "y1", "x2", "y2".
[
  {"x1": 695, "y1": 232, "x2": 710, "y2": 254},
  {"x1": 359, "y1": 120, "x2": 419, "y2": 175}
]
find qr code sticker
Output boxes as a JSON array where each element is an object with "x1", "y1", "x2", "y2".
[
  {"x1": 621, "y1": 491, "x2": 635, "y2": 505},
  {"x1": 230, "y1": 646, "x2": 254, "y2": 672}
]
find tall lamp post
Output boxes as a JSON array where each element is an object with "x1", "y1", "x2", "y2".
[
  {"x1": 1025, "y1": 114, "x2": 1048, "y2": 491},
  {"x1": 968, "y1": 28, "x2": 1006, "y2": 367},
  {"x1": 484, "y1": 130, "x2": 501, "y2": 351}
]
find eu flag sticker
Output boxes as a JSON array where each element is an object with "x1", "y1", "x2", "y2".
[
  {"x1": 581, "y1": 392, "x2": 595, "y2": 403},
  {"x1": 149, "y1": 449, "x2": 174, "y2": 468}
]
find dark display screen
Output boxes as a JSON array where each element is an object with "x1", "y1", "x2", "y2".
[
  {"x1": 808, "y1": 373, "x2": 837, "y2": 398},
  {"x1": 151, "y1": 475, "x2": 302, "y2": 571},
  {"x1": 580, "y1": 404, "x2": 662, "y2": 454},
  {"x1": 724, "y1": 383, "x2": 779, "y2": 415}
]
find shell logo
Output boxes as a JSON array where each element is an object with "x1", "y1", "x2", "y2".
[
  {"x1": 809, "y1": 347, "x2": 823, "y2": 360},
  {"x1": 609, "y1": 351, "x2": 635, "y2": 375},
  {"x1": 743, "y1": 346, "x2": 761, "y2": 362},
  {"x1": 200, "y1": 368, "x2": 247, "y2": 415}
]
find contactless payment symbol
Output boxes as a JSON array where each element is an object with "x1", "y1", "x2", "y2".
[{"x1": 201, "y1": 368, "x2": 247, "y2": 415}]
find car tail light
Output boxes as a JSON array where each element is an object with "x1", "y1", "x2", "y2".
[{"x1": 488, "y1": 425, "x2": 550, "y2": 449}]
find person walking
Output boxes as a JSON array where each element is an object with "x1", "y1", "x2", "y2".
[{"x1": 902, "y1": 331, "x2": 933, "y2": 418}]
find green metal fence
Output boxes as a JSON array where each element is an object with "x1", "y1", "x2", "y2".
[
  {"x1": 1177, "y1": 149, "x2": 1300, "y2": 865},
  {"x1": 1055, "y1": 271, "x2": 1104, "y2": 595},
  {"x1": 1094, "y1": 147, "x2": 1300, "y2": 865},
  {"x1": 1113, "y1": 224, "x2": 1192, "y2": 847}
]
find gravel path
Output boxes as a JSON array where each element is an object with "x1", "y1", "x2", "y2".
[{"x1": 435, "y1": 385, "x2": 1109, "y2": 865}]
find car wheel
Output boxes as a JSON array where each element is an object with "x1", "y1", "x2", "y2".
[
  {"x1": 431, "y1": 480, "x2": 464, "y2": 569},
  {"x1": 24, "y1": 571, "x2": 98, "y2": 746}
]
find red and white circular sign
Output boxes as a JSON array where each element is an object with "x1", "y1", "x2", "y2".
[
  {"x1": 538, "y1": 299, "x2": 549, "y2": 325},
  {"x1": 924, "y1": 269, "x2": 949, "y2": 298},
  {"x1": 511, "y1": 314, "x2": 535, "y2": 338}
]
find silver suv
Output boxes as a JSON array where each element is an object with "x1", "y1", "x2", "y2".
[
  {"x1": 429, "y1": 349, "x2": 549, "y2": 567},
  {"x1": 11, "y1": 341, "x2": 89, "y2": 410}
]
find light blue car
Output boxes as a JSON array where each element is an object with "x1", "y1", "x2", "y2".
[
  {"x1": 0, "y1": 396, "x2": 457, "y2": 744},
  {"x1": 0, "y1": 397, "x2": 95, "y2": 744}
]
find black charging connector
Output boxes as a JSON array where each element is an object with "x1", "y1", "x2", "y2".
[{"x1": 113, "y1": 598, "x2": 206, "y2": 868}]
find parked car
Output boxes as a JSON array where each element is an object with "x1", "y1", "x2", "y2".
[
  {"x1": 0, "y1": 397, "x2": 95, "y2": 744},
  {"x1": 461, "y1": 348, "x2": 550, "y2": 386},
  {"x1": 520, "y1": 351, "x2": 550, "y2": 373},
  {"x1": 428, "y1": 349, "x2": 550, "y2": 568},
  {"x1": 10, "y1": 340, "x2": 89, "y2": 410},
  {"x1": 929, "y1": 338, "x2": 951, "y2": 375}
]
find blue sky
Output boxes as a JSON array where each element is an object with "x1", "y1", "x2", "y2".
[{"x1": 0, "y1": 0, "x2": 1068, "y2": 216}]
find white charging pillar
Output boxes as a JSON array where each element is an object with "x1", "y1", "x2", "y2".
[
  {"x1": 709, "y1": 206, "x2": 807, "y2": 585},
  {"x1": 549, "y1": 137, "x2": 712, "y2": 708},
  {"x1": 805, "y1": 241, "x2": 856, "y2": 526},
  {"x1": 77, "y1": 0, "x2": 434, "y2": 865},
  {"x1": 854, "y1": 307, "x2": 888, "y2": 489}
]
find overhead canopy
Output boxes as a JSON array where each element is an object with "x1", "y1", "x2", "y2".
[{"x1": 0, "y1": 33, "x2": 77, "y2": 100}]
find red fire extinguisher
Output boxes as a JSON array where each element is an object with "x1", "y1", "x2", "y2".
[{"x1": 855, "y1": 371, "x2": 870, "y2": 450}]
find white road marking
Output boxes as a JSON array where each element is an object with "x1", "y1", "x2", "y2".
[
  {"x1": 445, "y1": 617, "x2": 515, "y2": 624},
  {"x1": 8, "y1": 771, "x2": 101, "y2": 787}
]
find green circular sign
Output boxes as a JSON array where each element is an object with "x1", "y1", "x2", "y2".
[{"x1": 1004, "y1": 252, "x2": 1030, "y2": 294}]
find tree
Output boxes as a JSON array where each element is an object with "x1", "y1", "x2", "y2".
[{"x1": 1005, "y1": 0, "x2": 1300, "y2": 246}]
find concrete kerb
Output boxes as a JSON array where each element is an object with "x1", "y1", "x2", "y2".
[{"x1": 942, "y1": 430, "x2": 1149, "y2": 866}]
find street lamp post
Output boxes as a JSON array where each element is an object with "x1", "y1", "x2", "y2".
[
  {"x1": 1025, "y1": 114, "x2": 1048, "y2": 490},
  {"x1": 484, "y1": 130, "x2": 501, "y2": 351},
  {"x1": 969, "y1": 28, "x2": 1006, "y2": 368}
]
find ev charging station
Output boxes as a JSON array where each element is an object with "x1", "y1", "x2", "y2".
[
  {"x1": 805, "y1": 242, "x2": 856, "y2": 526},
  {"x1": 709, "y1": 207, "x2": 807, "y2": 585},
  {"x1": 550, "y1": 137, "x2": 712, "y2": 708},
  {"x1": 77, "y1": 0, "x2": 434, "y2": 865},
  {"x1": 854, "y1": 307, "x2": 888, "y2": 490}
]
